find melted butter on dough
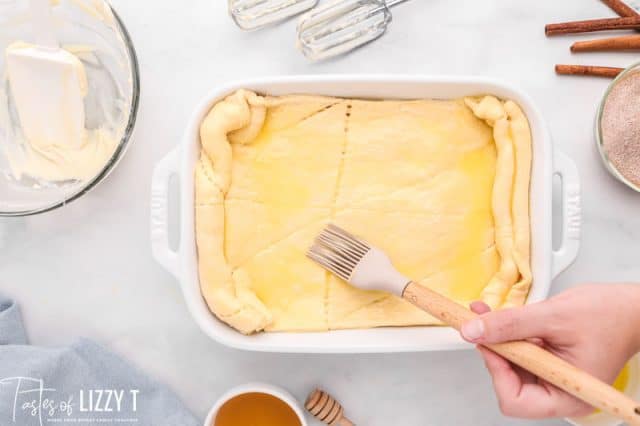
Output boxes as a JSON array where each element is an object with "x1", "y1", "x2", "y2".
[
  {"x1": 464, "y1": 96, "x2": 532, "y2": 309},
  {"x1": 195, "y1": 91, "x2": 532, "y2": 334}
]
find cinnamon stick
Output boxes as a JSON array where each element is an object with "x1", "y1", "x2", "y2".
[
  {"x1": 545, "y1": 16, "x2": 640, "y2": 36},
  {"x1": 555, "y1": 64, "x2": 624, "y2": 78},
  {"x1": 602, "y1": 0, "x2": 639, "y2": 17},
  {"x1": 571, "y1": 34, "x2": 640, "y2": 51}
]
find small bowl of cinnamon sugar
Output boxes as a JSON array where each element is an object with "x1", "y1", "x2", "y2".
[
  {"x1": 595, "y1": 63, "x2": 640, "y2": 192},
  {"x1": 597, "y1": 62, "x2": 640, "y2": 192}
]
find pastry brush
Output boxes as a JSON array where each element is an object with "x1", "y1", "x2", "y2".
[{"x1": 307, "y1": 224, "x2": 640, "y2": 426}]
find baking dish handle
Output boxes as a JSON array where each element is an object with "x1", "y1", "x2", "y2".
[
  {"x1": 151, "y1": 148, "x2": 181, "y2": 279},
  {"x1": 552, "y1": 152, "x2": 581, "y2": 278}
]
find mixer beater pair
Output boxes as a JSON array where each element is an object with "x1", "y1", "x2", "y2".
[{"x1": 228, "y1": 0, "x2": 410, "y2": 60}]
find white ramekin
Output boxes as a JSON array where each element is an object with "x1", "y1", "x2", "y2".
[
  {"x1": 203, "y1": 383, "x2": 307, "y2": 426},
  {"x1": 151, "y1": 75, "x2": 582, "y2": 353}
]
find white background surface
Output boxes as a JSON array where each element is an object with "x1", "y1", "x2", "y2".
[{"x1": 2, "y1": 1, "x2": 640, "y2": 425}]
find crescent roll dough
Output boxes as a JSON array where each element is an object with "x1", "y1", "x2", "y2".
[{"x1": 195, "y1": 91, "x2": 532, "y2": 334}]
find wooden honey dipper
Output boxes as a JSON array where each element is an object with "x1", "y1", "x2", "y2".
[{"x1": 305, "y1": 389, "x2": 355, "y2": 426}]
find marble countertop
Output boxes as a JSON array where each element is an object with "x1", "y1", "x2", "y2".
[{"x1": 3, "y1": 1, "x2": 640, "y2": 425}]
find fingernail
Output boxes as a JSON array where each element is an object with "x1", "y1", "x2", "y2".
[{"x1": 462, "y1": 319, "x2": 485, "y2": 341}]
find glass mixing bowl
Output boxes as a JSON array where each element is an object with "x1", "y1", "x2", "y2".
[
  {"x1": 0, "y1": 0, "x2": 139, "y2": 216},
  {"x1": 595, "y1": 61, "x2": 640, "y2": 193}
]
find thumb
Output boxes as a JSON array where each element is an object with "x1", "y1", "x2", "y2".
[{"x1": 461, "y1": 302, "x2": 552, "y2": 344}]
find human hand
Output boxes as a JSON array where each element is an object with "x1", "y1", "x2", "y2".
[{"x1": 460, "y1": 284, "x2": 640, "y2": 419}]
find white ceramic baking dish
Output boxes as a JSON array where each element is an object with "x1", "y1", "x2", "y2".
[{"x1": 150, "y1": 75, "x2": 581, "y2": 353}]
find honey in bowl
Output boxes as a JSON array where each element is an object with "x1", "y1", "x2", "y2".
[{"x1": 214, "y1": 392, "x2": 302, "y2": 426}]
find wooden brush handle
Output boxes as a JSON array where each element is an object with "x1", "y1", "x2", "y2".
[{"x1": 402, "y1": 282, "x2": 640, "y2": 426}]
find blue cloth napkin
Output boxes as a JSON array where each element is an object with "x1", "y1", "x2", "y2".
[{"x1": 0, "y1": 296, "x2": 199, "y2": 426}]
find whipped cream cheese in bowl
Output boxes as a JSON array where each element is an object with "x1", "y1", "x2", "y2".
[{"x1": 0, "y1": 0, "x2": 139, "y2": 216}]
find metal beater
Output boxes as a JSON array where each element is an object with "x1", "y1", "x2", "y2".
[
  {"x1": 297, "y1": 0, "x2": 410, "y2": 61},
  {"x1": 229, "y1": 0, "x2": 319, "y2": 31}
]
